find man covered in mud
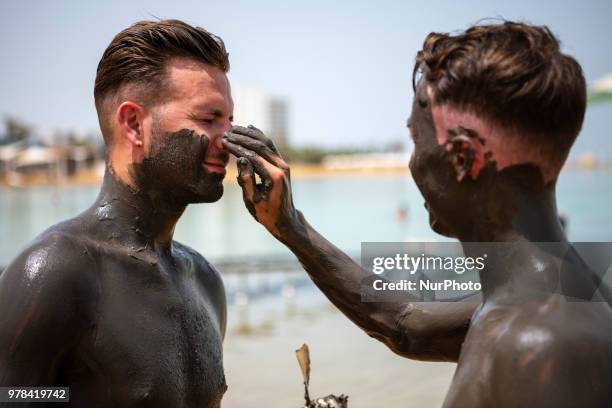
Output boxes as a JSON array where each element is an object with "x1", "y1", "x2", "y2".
[
  {"x1": 0, "y1": 20, "x2": 232, "y2": 406},
  {"x1": 224, "y1": 22, "x2": 612, "y2": 407}
]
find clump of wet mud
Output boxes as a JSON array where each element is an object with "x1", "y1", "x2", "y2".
[
  {"x1": 295, "y1": 344, "x2": 348, "y2": 408},
  {"x1": 305, "y1": 395, "x2": 349, "y2": 408}
]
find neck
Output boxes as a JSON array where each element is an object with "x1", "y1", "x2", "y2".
[
  {"x1": 509, "y1": 180, "x2": 566, "y2": 242},
  {"x1": 459, "y1": 170, "x2": 568, "y2": 302},
  {"x1": 90, "y1": 166, "x2": 186, "y2": 253},
  {"x1": 464, "y1": 239, "x2": 569, "y2": 303},
  {"x1": 473, "y1": 185, "x2": 565, "y2": 242},
  {"x1": 457, "y1": 163, "x2": 567, "y2": 243}
]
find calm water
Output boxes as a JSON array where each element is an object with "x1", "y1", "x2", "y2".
[{"x1": 1, "y1": 169, "x2": 611, "y2": 266}]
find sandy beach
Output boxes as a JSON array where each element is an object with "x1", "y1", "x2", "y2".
[{"x1": 223, "y1": 297, "x2": 455, "y2": 408}]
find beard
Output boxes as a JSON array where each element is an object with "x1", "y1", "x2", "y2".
[{"x1": 131, "y1": 127, "x2": 226, "y2": 206}]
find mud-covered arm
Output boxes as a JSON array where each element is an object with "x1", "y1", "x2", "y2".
[
  {"x1": 0, "y1": 232, "x2": 98, "y2": 387},
  {"x1": 284, "y1": 214, "x2": 476, "y2": 361},
  {"x1": 223, "y1": 126, "x2": 477, "y2": 361}
]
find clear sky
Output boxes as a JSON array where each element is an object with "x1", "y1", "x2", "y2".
[{"x1": 1, "y1": 0, "x2": 611, "y2": 158}]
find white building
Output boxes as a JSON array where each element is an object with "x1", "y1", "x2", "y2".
[{"x1": 232, "y1": 86, "x2": 289, "y2": 149}]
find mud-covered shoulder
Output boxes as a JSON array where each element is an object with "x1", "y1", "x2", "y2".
[
  {"x1": 0, "y1": 228, "x2": 100, "y2": 384},
  {"x1": 0, "y1": 227, "x2": 100, "y2": 323},
  {"x1": 172, "y1": 240, "x2": 224, "y2": 285}
]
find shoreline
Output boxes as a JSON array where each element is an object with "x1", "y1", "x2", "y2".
[
  {"x1": 0, "y1": 164, "x2": 411, "y2": 188},
  {"x1": 0, "y1": 161, "x2": 609, "y2": 188}
]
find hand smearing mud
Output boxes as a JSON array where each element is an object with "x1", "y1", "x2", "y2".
[{"x1": 222, "y1": 125, "x2": 305, "y2": 241}]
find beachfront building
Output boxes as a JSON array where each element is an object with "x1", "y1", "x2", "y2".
[
  {"x1": 232, "y1": 86, "x2": 290, "y2": 150},
  {"x1": 0, "y1": 138, "x2": 100, "y2": 187},
  {"x1": 0, "y1": 140, "x2": 24, "y2": 178},
  {"x1": 5, "y1": 141, "x2": 65, "y2": 186}
]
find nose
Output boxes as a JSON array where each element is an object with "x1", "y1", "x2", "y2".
[
  {"x1": 209, "y1": 132, "x2": 227, "y2": 154},
  {"x1": 210, "y1": 120, "x2": 231, "y2": 154}
]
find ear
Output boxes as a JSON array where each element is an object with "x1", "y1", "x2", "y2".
[
  {"x1": 446, "y1": 134, "x2": 480, "y2": 182},
  {"x1": 116, "y1": 101, "x2": 146, "y2": 148}
]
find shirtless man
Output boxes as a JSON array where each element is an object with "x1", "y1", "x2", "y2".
[
  {"x1": 223, "y1": 22, "x2": 612, "y2": 407},
  {"x1": 0, "y1": 20, "x2": 232, "y2": 407}
]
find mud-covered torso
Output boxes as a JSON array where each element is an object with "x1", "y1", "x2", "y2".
[
  {"x1": 442, "y1": 296, "x2": 612, "y2": 408},
  {"x1": 60, "y1": 238, "x2": 227, "y2": 408}
]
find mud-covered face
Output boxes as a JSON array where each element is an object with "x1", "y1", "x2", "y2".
[
  {"x1": 408, "y1": 82, "x2": 476, "y2": 237},
  {"x1": 409, "y1": 80, "x2": 558, "y2": 241},
  {"x1": 131, "y1": 124, "x2": 227, "y2": 205},
  {"x1": 130, "y1": 58, "x2": 233, "y2": 205}
]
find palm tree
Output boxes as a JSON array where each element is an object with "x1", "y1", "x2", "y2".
[{"x1": 2, "y1": 117, "x2": 32, "y2": 145}]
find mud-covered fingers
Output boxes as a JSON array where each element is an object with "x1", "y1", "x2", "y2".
[
  {"x1": 236, "y1": 158, "x2": 260, "y2": 218},
  {"x1": 224, "y1": 132, "x2": 288, "y2": 169},
  {"x1": 236, "y1": 157, "x2": 255, "y2": 199},
  {"x1": 223, "y1": 139, "x2": 281, "y2": 200},
  {"x1": 246, "y1": 124, "x2": 277, "y2": 153},
  {"x1": 222, "y1": 139, "x2": 271, "y2": 178},
  {"x1": 230, "y1": 125, "x2": 281, "y2": 155},
  {"x1": 230, "y1": 124, "x2": 269, "y2": 144}
]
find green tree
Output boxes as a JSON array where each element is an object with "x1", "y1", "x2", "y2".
[{"x1": 3, "y1": 116, "x2": 32, "y2": 144}]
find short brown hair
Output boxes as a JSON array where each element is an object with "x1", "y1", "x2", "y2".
[
  {"x1": 414, "y1": 21, "x2": 586, "y2": 164},
  {"x1": 94, "y1": 19, "x2": 230, "y2": 142}
]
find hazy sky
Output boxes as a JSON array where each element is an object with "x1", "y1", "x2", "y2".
[{"x1": 1, "y1": 0, "x2": 611, "y2": 157}]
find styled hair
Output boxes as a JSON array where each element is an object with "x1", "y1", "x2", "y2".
[
  {"x1": 413, "y1": 21, "x2": 586, "y2": 164},
  {"x1": 94, "y1": 19, "x2": 230, "y2": 143}
]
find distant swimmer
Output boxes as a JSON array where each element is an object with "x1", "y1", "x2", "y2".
[{"x1": 396, "y1": 203, "x2": 408, "y2": 222}]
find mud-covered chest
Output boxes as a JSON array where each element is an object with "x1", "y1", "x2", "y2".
[{"x1": 87, "y1": 272, "x2": 226, "y2": 406}]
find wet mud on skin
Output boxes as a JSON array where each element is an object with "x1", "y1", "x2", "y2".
[
  {"x1": 224, "y1": 125, "x2": 477, "y2": 362},
  {"x1": 443, "y1": 124, "x2": 484, "y2": 182},
  {"x1": 0, "y1": 127, "x2": 228, "y2": 407},
  {"x1": 223, "y1": 125, "x2": 298, "y2": 239},
  {"x1": 225, "y1": 82, "x2": 612, "y2": 406},
  {"x1": 407, "y1": 80, "x2": 561, "y2": 242},
  {"x1": 403, "y1": 82, "x2": 612, "y2": 407},
  {"x1": 131, "y1": 128, "x2": 226, "y2": 208}
]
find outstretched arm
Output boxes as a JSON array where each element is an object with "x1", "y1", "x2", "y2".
[{"x1": 222, "y1": 126, "x2": 478, "y2": 362}]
